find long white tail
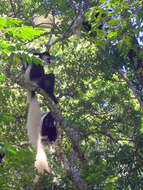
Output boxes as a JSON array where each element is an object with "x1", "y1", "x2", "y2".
[
  {"x1": 27, "y1": 97, "x2": 41, "y2": 146},
  {"x1": 35, "y1": 135, "x2": 50, "y2": 173},
  {"x1": 26, "y1": 94, "x2": 50, "y2": 173}
]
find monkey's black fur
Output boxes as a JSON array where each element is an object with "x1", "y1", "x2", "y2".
[
  {"x1": 28, "y1": 63, "x2": 45, "y2": 79},
  {"x1": 38, "y1": 73, "x2": 58, "y2": 104},
  {"x1": 41, "y1": 112, "x2": 57, "y2": 142},
  {"x1": 24, "y1": 57, "x2": 58, "y2": 143},
  {"x1": 24, "y1": 62, "x2": 58, "y2": 104},
  {"x1": 34, "y1": 51, "x2": 51, "y2": 64}
]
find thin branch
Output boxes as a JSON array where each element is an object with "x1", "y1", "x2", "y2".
[
  {"x1": 25, "y1": 31, "x2": 52, "y2": 45},
  {"x1": 117, "y1": 69, "x2": 143, "y2": 107},
  {"x1": 9, "y1": 0, "x2": 17, "y2": 17},
  {"x1": 0, "y1": 85, "x2": 21, "y2": 89},
  {"x1": 35, "y1": 22, "x2": 53, "y2": 28},
  {"x1": 16, "y1": 141, "x2": 30, "y2": 147},
  {"x1": 49, "y1": 32, "x2": 72, "y2": 47},
  {"x1": 49, "y1": 15, "x2": 82, "y2": 47}
]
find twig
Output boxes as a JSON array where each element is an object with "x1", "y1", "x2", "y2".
[
  {"x1": 16, "y1": 141, "x2": 30, "y2": 147},
  {"x1": 9, "y1": 0, "x2": 16, "y2": 17},
  {"x1": 0, "y1": 85, "x2": 21, "y2": 89},
  {"x1": 49, "y1": 15, "x2": 82, "y2": 47},
  {"x1": 117, "y1": 69, "x2": 143, "y2": 108},
  {"x1": 25, "y1": 31, "x2": 52, "y2": 45},
  {"x1": 49, "y1": 32, "x2": 72, "y2": 47},
  {"x1": 35, "y1": 22, "x2": 53, "y2": 28}
]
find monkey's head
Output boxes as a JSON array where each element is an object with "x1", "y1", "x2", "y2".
[{"x1": 33, "y1": 51, "x2": 51, "y2": 65}]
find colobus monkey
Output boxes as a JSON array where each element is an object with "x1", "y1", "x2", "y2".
[
  {"x1": 24, "y1": 60, "x2": 57, "y2": 173},
  {"x1": 33, "y1": 51, "x2": 51, "y2": 65}
]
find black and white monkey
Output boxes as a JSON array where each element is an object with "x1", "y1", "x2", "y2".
[{"x1": 23, "y1": 55, "x2": 57, "y2": 173}]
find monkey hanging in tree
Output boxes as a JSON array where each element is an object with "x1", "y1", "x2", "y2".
[{"x1": 23, "y1": 52, "x2": 58, "y2": 173}]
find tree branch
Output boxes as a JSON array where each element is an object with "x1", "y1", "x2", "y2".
[
  {"x1": 117, "y1": 69, "x2": 143, "y2": 107},
  {"x1": 54, "y1": 133, "x2": 87, "y2": 190},
  {"x1": 49, "y1": 32, "x2": 73, "y2": 47},
  {"x1": 25, "y1": 31, "x2": 52, "y2": 45}
]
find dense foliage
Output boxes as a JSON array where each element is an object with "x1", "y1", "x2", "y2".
[{"x1": 0, "y1": 0, "x2": 143, "y2": 189}]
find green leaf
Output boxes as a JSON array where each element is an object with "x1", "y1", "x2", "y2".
[
  {"x1": 108, "y1": 18, "x2": 122, "y2": 26},
  {"x1": 0, "y1": 113, "x2": 15, "y2": 121},
  {"x1": 0, "y1": 16, "x2": 21, "y2": 29},
  {"x1": 107, "y1": 31, "x2": 117, "y2": 38},
  {"x1": 7, "y1": 26, "x2": 45, "y2": 40},
  {"x1": 0, "y1": 74, "x2": 5, "y2": 81}
]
